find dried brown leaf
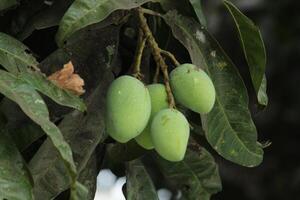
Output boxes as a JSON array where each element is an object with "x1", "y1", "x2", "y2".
[{"x1": 48, "y1": 61, "x2": 85, "y2": 95}]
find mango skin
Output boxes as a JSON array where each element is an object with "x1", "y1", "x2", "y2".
[
  {"x1": 151, "y1": 108, "x2": 190, "y2": 161},
  {"x1": 106, "y1": 75, "x2": 151, "y2": 143},
  {"x1": 135, "y1": 84, "x2": 169, "y2": 150},
  {"x1": 170, "y1": 63, "x2": 216, "y2": 114},
  {"x1": 135, "y1": 125, "x2": 153, "y2": 150}
]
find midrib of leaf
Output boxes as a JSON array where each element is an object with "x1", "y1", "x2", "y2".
[
  {"x1": 212, "y1": 101, "x2": 260, "y2": 158},
  {"x1": 181, "y1": 160, "x2": 205, "y2": 196},
  {"x1": 174, "y1": 20, "x2": 261, "y2": 159},
  {"x1": 0, "y1": 46, "x2": 37, "y2": 67}
]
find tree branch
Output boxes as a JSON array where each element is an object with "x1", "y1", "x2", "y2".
[{"x1": 138, "y1": 8, "x2": 175, "y2": 108}]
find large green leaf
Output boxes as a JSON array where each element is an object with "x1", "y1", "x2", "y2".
[
  {"x1": 78, "y1": 152, "x2": 102, "y2": 200},
  {"x1": 16, "y1": 0, "x2": 73, "y2": 40},
  {"x1": 189, "y1": 0, "x2": 207, "y2": 27},
  {"x1": 163, "y1": 11, "x2": 263, "y2": 167},
  {"x1": 223, "y1": 0, "x2": 268, "y2": 106},
  {"x1": 126, "y1": 159, "x2": 159, "y2": 200},
  {"x1": 0, "y1": 32, "x2": 38, "y2": 74},
  {"x1": 0, "y1": 97, "x2": 45, "y2": 152},
  {"x1": 0, "y1": 0, "x2": 18, "y2": 11},
  {"x1": 28, "y1": 21, "x2": 119, "y2": 195},
  {"x1": 56, "y1": 0, "x2": 153, "y2": 46},
  {"x1": 0, "y1": 32, "x2": 86, "y2": 111},
  {"x1": 0, "y1": 70, "x2": 86, "y2": 198},
  {"x1": 11, "y1": 123, "x2": 45, "y2": 152},
  {"x1": 20, "y1": 71, "x2": 86, "y2": 112},
  {"x1": 155, "y1": 147, "x2": 221, "y2": 200},
  {"x1": 106, "y1": 140, "x2": 146, "y2": 163},
  {"x1": 0, "y1": 129, "x2": 33, "y2": 200},
  {"x1": 159, "y1": 0, "x2": 195, "y2": 18},
  {"x1": 29, "y1": 70, "x2": 114, "y2": 199}
]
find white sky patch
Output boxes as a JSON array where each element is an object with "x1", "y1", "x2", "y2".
[
  {"x1": 94, "y1": 169, "x2": 173, "y2": 200},
  {"x1": 158, "y1": 188, "x2": 172, "y2": 200},
  {"x1": 95, "y1": 169, "x2": 125, "y2": 200},
  {"x1": 195, "y1": 30, "x2": 206, "y2": 43}
]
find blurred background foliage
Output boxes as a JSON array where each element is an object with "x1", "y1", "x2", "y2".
[{"x1": 204, "y1": 0, "x2": 300, "y2": 199}]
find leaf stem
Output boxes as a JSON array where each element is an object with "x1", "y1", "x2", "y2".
[
  {"x1": 138, "y1": 8, "x2": 175, "y2": 108},
  {"x1": 139, "y1": 7, "x2": 163, "y2": 17},
  {"x1": 132, "y1": 28, "x2": 147, "y2": 80},
  {"x1": 160, "y1": 49, "x2": 180, "y2": 66},
  {"x1": 153, "y1": 65, "x2": 160, "y2": 83}
]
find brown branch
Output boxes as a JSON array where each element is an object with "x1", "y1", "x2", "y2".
[
  {"x1": 138, "y1": 8, "x2": 175, "y2": 108},
  {"x1": 132, "y1": 28, "x2": 147, "y2": 80},
  {"x1": 153, "y1": 64, "x2": 160, "y2": 83},
  {"x1": 160, "y1": 49, "x2": 180, "y2": 67},
  {"x1": 139, "y1": 7, "x2": 163, "y2": 17}
]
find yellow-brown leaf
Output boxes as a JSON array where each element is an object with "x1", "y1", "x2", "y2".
[{"x1": 48, "y1": 61, "x2": 85, "y2": 95}]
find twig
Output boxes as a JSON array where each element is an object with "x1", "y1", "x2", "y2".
[
  {"x1": 132, "y1": 28, "x2": 147, "y2": 80},
  {"x1": 139, "y1": 7, "x2": 163, "y2": 17},
  {"x1": 160, "y1": 49, "x2": 180, "y2": 67},
  {"x1": 153, "y1": 65, "x2": 160, "y2": 83},
  {"x1": 138, "y1": 8, "x2": 175, "y2": 108},
  {"x1": 140, "y1": 8, "x2": 180, "y2": 67}
]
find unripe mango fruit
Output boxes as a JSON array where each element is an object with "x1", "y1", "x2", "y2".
[
  {"x1": 170, "y1": 63, "x2": 216, "y2": 114},
  {"x1": 106, "y1": 75, "x2": 151, "y2": 143},
  {"x1": 135, "y1": 84, "x2": 169, "y2": 149},
  {"x1": 151, "y1": 108, "x2": 190, "y2": 161}
]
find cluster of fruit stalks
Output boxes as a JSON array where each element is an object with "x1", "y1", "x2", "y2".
[{"x1": 105, "y1": 9, "x2": 216, "y2": 162}]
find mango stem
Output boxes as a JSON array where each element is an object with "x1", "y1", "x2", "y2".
[
  {"x1": 138, "y1": 8, "x2": 176, "y2": 109},
  {"x1": 132, "y1": 28, "x2": 147, "y2": 80}
]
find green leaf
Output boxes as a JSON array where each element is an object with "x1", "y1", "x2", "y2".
[
  {"x1": 11, "y1": 123, "x2": 45, "y2": 152},
  {"x1": 154, "y1": 147, "x2": 221, "y2": 200},
  {"x1": 0, "y1": 129, "x2": 34, "y2": 200},
  {"x1": 78, "y1": 152, "x2": 102, "y2": 200},
  {"x1": 0, "y1": 69, "x2": 85, "y2": 198},
  {"x1": 0, "y1": 97, "x2": 45, "y2": 152},
  {"x1": 70, "y1": 182, "x2": 89, "y2": 200},
  {"x1": 258, "y1": 75, "x2": 268, "y2": 106},
  {"x1": 126, "y1": 159, "x2": 159, "y2": 200},
  {"x1": 159, "y1": 0, "x2": 195, "y2": 18},
  {"x1": 20, "y1": 71, "x2": 86, "y2": 112},
  {"x1": 56, "y1": 0, "x2": 152, "y2": 46},
  {"x1": 189, "y1": 0, "x2": 207, "y2": 27},
  {"x1": 29, "y1": 70, "x2": 114, "y2": 199},
  {"x1": 163, "y1": 11, "x2": 264, "y2": 167},
  {"x1": 16, "y1": 0, "x2": 73, "y2": 40},
  {"x1": 0, "y1": 32, "x2": 38, "y2": 74},
  {"x1": 106, "y1": 140, "x2": 146, "y2": 163},
  {"x1": 28, "y1": 18, "x2": 120, "y2": 198},
  {"x1": 0, "y1": 0, "x2": 18, "y2": 11},
  {"x1": 223, "y1": 0, "x2": 268, "y2": 106}
]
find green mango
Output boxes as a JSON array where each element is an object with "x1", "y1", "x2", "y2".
[
  {"x1": 106, "y1": 75, "x2": 151, "y2": 143},
  {"x1": 170, "y1": 63, "x2": 216, "y2": 114},
  {"x1": 147, "y1": 84, "x2": 169, "y2": 116},
  {"x1": 151, "y1": 108, "x2": 189, "y2": 161},
  {"x1": 135, "y1": 125, "x2": 153, "y2": 150},
  {"x1": 135, "y1": 84, "x2": 169, "y2": 150}
]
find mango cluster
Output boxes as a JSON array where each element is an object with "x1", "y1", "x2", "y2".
[{"x1": 105, "y1": 64, "x2": 215, "y2": 161}]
